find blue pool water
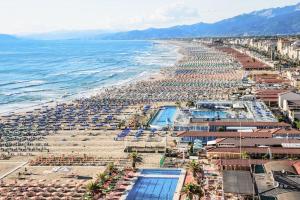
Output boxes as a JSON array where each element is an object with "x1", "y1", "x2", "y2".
[
  {"x1": 141, "y1": 169, "x2": 181, "y2": 175},
  {"x1": 150, "y1": 106, "x2": 177, "y2": 127},
  {"x1": 126, "y1": 177, "x2": 179, "y2": 200},
  {"x1": 192, "y1": 110, "x2": 229, "y2": 119}
]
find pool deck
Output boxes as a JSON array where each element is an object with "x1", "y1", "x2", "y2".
[
  {"x1": 174, "y1": 169, "x2": 186, "y2": 200},
  {"x1": 121, "y1": 168, "x2": 186, "y2": 200}
]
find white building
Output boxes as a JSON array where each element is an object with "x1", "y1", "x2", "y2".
[
  {"x1": 277, "y1": 39, "x2": 300, "y2": 61},
  {"x1": 278, "y1": 91, "x2": 300, "y2": 121}
]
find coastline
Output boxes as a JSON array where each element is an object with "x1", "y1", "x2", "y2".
[{"x1": 0, "y1": 40, "x2": 183, "y2": 116}]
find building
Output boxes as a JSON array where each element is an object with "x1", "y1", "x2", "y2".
[
  {"x1": 254, "y1": 160, "x2": 300, "y2": 200},
  {"x1": 285, "y1": 69, "x2": 300, "y2": 90},
  {"x1": 207, "y1": 121, "x2": 290, "y2": 131},
  {"x1": 215, "y1": 137, "x2": 300, "y2": 148},
  {"x1": 276, "y1": 192, "x2": 300, "y2": 200},
  {"x1": 206, "y1": 147, "x2": 300, "y2": 159},
  {"x1": 278, "y1": 91, "x2": 300, "y2": 121},
  {"x1": 277, "y1": 38, "x2": 300, "y2": 61},
  {"x1": 177, "y1": 128, "x2": 300, "y2": 143},
  {"x1": 222, "y1": 170, "x2": 255, "y2": 198}
]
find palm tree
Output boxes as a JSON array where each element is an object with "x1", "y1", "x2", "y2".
[
  {"x1": 172, "y1": 139, "x2": 177, "y2": 147},
  {"x1": 118, "y1": 120, "x2": 126, "y2": 129},
  {"x1": 241, "y1": 151, "x2": 250, "y2": 159},
  {"x1": 186, "y1": 160, "x2": 202, "y2": 178},
  {"x1": 188, "y1": 142, "x2": 194, "y2": 155},
  {"x1": 175, "y1": 101, "x2": 181, "y2": 108},
  {"x1": 128, "y1": 152, "x2": 142, "y2": 170},
  {"x1": 96, "y1": 172, "x2": 108, "y2": 184},
  {"x1": 186, "y1": 101, "x2": 195, "y2": 108},
  {"x1": 86, "y1": 181, "x2": 99, "y2": 196},
  {"x1": 106, "y1": 162, "x2": 116, "y2": 175},
  {"x1": 181, "y1": 183, "x2": 204, "y2": 200}
]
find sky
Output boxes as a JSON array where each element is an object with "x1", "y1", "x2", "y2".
[{"x1": 0, "y1": 0, "x2": 299, "y2": 34}]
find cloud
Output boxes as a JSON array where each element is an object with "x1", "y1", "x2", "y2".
[
  {"x1": 149, "y1": 1, "x2": 201, "y2": 23},
  {"x1": 127, "y1": 0, "x2": 201, "y2": 29}
]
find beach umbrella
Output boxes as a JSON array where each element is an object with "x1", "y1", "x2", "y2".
[{"x1": 52, "y1": 192, "x2": 61, "y2": 197}]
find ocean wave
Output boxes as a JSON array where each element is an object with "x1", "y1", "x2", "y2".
[
  {"x1": 8, "y1": 80, "x2": 46, "y2": 90},
  {"x1": 0, "y1": 40, "x2": 178, "y2": 113},
  {"x1": 0, "y1": 80, "x2": 32, "y2": 87},
  {"x1": 2, "y1": 89, "x2": 54, "y2": 97},
  {"x1": 49, "y1": 62, "x2": 122, "y2": 77}
]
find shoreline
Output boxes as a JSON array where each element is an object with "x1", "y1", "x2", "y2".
[{"x1": 0, "y1": 40, "x2": 183, "y2": 116}]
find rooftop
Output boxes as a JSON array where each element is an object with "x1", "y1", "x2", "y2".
[
  {"x1": 216, "y1": 137, "x2": 300, "y2": 147},
  {"x1": 206, "y1": 121, "x2": 290, "y2": 127},
  {"x1": 264, "y1": 160, "x2": 297, "y2": 175},
  {"x1": 177, "y1": 128, "x2": 300, "y2": 138},
  {"x1": 207, "y1": 147, "x2": 300, "y2": 154},
  {"x1": 277, "y1": 192, "x2": 300, "y2": 200},
  {"x1": 292, "y1": 162, "x2": 300, "y2": 175},
  {"x1": 223, "y1": 170, "x2": 254, "y2": 195},
  {"x1": 177, "y1": 131, "x2": 273, "y2": 138}
]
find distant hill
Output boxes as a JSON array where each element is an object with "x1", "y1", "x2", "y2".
[
  {"x1": 0, "y1": 34, "x2": 17, "y2": 41},
  {"x1": 100, "y1": 3, "x2": 300, "y2": 39},
  {"x1": 20, "y1": 30, "x2": 113, "y2": 40}
]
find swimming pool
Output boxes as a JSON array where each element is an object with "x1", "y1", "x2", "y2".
[
  {"x1": 150, "y1": 106, "x2": 177, "y2": 128},
  {"x1": 192, "y1": 110, "x2": 229, "y2": 119},
  {"x1": 126, "y1": 177, "x2": 178, "y2": 200},
  {"x1": 125, "y1": 169, "x2": 183, "y2": 200},
  {"x1": 141, "y1": 169, "x2": 181, "y2": 175}
]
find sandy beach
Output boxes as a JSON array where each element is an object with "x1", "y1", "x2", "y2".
[{"x1": 0, "y1": 39, "x2": 245, "y2": 199}]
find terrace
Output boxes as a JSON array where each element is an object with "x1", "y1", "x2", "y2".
[{"x1": 190, "y1": 100, "x2": 276, "y2": 122}]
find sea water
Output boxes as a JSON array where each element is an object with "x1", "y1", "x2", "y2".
[{"x1": 0, "y1": 39, "x2": 178, "y2": 113}]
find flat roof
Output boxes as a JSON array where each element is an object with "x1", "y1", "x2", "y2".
[
  {"x1": 223, "y1": 170, "x2": 254, "y2": 195},
  {"x1": 177, "y1": 131, "x2": 273, "y2": 138},
  {"x1": 277, "y1": 192, "x2": 300, "y2": 200},
  {"x1": 217, "y1": 138, "x2": 300, "y2": 147},
  {"x1": 207, "y1": 147, "x2": 300, "y2": 154},
  {"x1": 264, "y1": 160, "x2": 297, "y2": 174},
  {"x1": 216, "y1": 159, "x2": 268, "y2": 167},
  {"x1": 207, "y1": 121, "x2": 290, "y2": 127},
  {"x1": 177, "y1": 128, "x2": 300, "y2": 138}
]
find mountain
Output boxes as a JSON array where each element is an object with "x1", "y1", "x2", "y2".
[
  {"x1": 20, "y1": 30, "x2": 114, "y2": 40},
  {"x1": 100, "y1": 3, "x2": 300, "y2": 39},
  {"x1": 0, "y1": 34, "x2": 18, "y2": 41}
]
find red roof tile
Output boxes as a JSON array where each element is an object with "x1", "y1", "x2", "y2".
[{"x1": 293, "y1": 161, "x2": 300, "y2": 175}]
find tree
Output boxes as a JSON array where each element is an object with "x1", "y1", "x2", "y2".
[
  {"x1": 181, "y1": 183, "x2": 204, "y2": 200},
  {"x1": 96, "y1": 172, "x2": 108, "y2": 184},
  {"x1": 188, "y1": 142, "x2": 194, "y2": 155},
  {"x1": 277, "y1": 115, "x2": 285, "y2": 122},
  {"x1": 186, "y1": 101, "x2": 195, "y2": 108},
  {"x1": 118, "y1": 120, "x2": 125, "y2": 129},
  {"x1": 186, "y1": 160, "x2": 202, "y2": 178},
  {"x1": 128, "y1": 152, "x2": 143, "y2": 170},
  {"x1": 172, "y1": 139, "x2": 178, "y2": 147},
  {"x1": 132, "y1": 114, "x2": 140, "y2": 129},
  {"x1": 175, "y1": 101, "x2": 181, "y2": 108},
  {"x1": 217, "y1": 127, "x2": 225, "y2": 132},
  {"x1": 86, "y1": 181, "x2": 99, "y2": 196},
  {"x1": 106, "y1": 162, "x2": 116, "y2": 175},
  {"x1": 293, "y1": 118, "x2": 300, "y2": 129},
  {"x1": 241, "y1": 151, "x2": 250, "y2": 159}
]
